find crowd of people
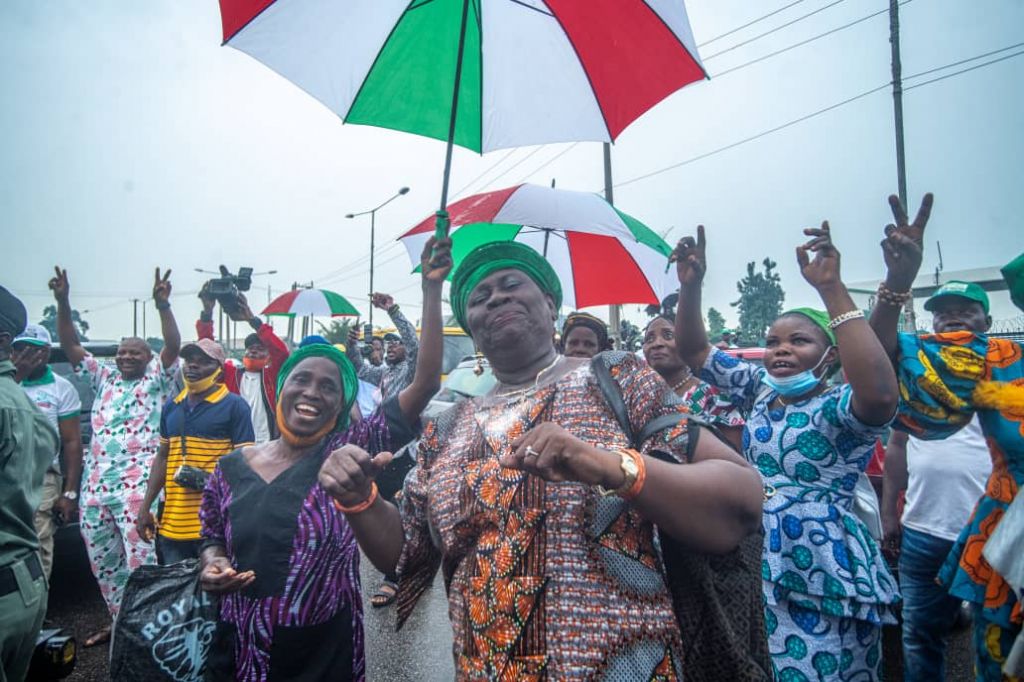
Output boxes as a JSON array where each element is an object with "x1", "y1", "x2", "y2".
[{"x1": 0, "y1": 193, "x2": 1022, "y2": 681}]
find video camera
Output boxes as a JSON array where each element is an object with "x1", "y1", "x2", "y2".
[{"x1": 205, "y1": 265, "x2": 253, "y2": 316}]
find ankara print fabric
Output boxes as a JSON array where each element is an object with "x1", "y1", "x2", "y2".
[
  {"x1": 395, "y1": 352, "x2": 692, "y2": 681},
  {"x1": 75, "y1": 353, "x2": 179, "y2": 506},
  {"x1": 700, "y1": 347, "x2": 899, "y2": 623},
  {"x1": 894, "y1": 331, "x2": 1024, "y2": 630}
]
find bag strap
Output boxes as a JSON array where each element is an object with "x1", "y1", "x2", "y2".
[{"x1": 590, "y1": 355, "x2": 635, "y2": 446}]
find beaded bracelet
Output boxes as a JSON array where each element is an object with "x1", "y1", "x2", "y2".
[
  {"x1": 828, "y1": 309, "x2": 865, "y2": 330},
  {"x1": 877, "y1": 282, "x2": 912, "y2": 306},
  {"x1": 332, "y1": 482, "x2": 379, "y2": 515}
]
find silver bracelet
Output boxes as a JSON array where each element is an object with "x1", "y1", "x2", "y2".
[{"x1": 828, "y1": 309, "x2": 865, "y2": 330}]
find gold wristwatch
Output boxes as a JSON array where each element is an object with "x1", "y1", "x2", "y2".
[{"x1": 596, "y1": 450, "x2": 640, "y2": 498}]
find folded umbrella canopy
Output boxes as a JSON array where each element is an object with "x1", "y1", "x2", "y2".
[
  {"x1": 218, "y1": 0, "x2": 707, "y2": 235},
  {"x1": 399, "y1": 184, "x2": 677, "y2": 309}
]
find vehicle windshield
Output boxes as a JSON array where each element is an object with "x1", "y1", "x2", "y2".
[{"x1": 442, "y1": 364, "x2": 497, "y2": 398}]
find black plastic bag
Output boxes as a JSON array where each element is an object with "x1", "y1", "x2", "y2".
[{"x1": 109, "y1": 559, "x2": 218, "y2": 682}]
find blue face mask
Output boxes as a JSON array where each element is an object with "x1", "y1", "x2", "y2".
[{"x1": 763, "y1": 347, "x2": 834, "y2": 398}]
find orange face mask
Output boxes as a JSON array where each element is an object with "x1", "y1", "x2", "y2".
[
  {"x1": 243, "y1": 357, "x2": 269, "y2": 372},
  {"x1": 275, "y1": 400, "x2": 335, "y2": 448}
]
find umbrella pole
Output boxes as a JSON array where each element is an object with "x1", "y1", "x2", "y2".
[{"x1": 435, "y1": 0, "x2": 472, "y2": 241}]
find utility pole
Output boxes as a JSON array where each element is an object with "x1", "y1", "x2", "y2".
[
  {"x1": 132, "y1": 299, "x2": 139, "y2": 337},
  {"x1": 889, "y1": 0, "x2": 916, "y2": 332},
  {"x1": 604, "y1": 142, "x2": 622, "y2": 349}
]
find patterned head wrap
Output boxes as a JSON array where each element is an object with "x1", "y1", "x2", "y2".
[
  {"x1": 450, "y1": 242, "x2": 562, "y2": 335},
  {"x1": 562, "y1": 312, "x2": 609, "y2": 349},
  {"x1": 276, "y1": 343, "x2": 358, "y2": 432}
]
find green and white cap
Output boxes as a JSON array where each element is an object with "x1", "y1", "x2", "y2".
[
  {"x1": 12, "y1": 323, "x2": 52, "y2": 347},
  {"x1": 924, "y1": 280, "x2": 990, "y2": 314}
]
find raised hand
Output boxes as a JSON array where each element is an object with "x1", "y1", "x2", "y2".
[
  {"x1": 11, "y1": 345, "x2": 48, "y2": 383},
  {"x1": 670, "y1": 225, "x2": 707, "y2": 288},
  {"x1": 319, "y1": 444, "x2": 393, "y2": 508},
  {"x1": 501, "y1": 423, "x2": 617, "y2": 487},
  {"x1": 370, "y1": 293, "x2": 395, "y2": 311},
  {"x1": 200, "y1": 556, "x2": 255, "y2": 594},
  {"x1": 153, "y1": 268, "x2": 173, "y2": 306},
  {"x1": 49, "y1": 266, "x2": 70, "y2": 301},
  {"x1": 198, "y1": 282, "x2": 216, "y2": 314},
  {"x1": 227, "y1": 292, "x2": 255, "y2": 322},
  {"x1": 796, "y1": 221, "x2": 842, "y2": 290},
  {"x1": 421, "y1": 236, "x2": 454, "y2": 285},
  {"x1": 881, "y1": 193, "x2": 933, "y2": 291}
]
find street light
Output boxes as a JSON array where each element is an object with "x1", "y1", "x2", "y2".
[{"x1": 345, "y1": 186, "x2": 410, "y2": 328}]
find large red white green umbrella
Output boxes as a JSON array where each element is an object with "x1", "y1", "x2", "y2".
[
  {"x1": 262, "y1": 289, "x2": 360, "y2": 318},
  {"x1": 217, "y1": 0, "x2": 706, "y2": 236},
  {"x1": 398, "y1": 184, "x2": 676, "y2": 310}
]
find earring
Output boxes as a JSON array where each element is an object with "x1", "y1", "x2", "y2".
[{"x1": 474, "y1": 349, "x2": 485, "y2": 376}]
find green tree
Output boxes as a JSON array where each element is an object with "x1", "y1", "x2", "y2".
[
  {"x1": 316, "y1": 318, "x2": 361, "y2": 345},
  {"x1": 39, "y1": 304, "x2": 89, "y2": 341},
  {"x1": 707, "y1": 307, "x2": 727, "y2": 341},
  {"x1": 730, "y1": 258, "x2": 785, "y2": 346}
]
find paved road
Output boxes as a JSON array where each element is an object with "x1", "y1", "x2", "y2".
[{"x1": 44, "y1": 527, "x2": 973, "y2": 681}]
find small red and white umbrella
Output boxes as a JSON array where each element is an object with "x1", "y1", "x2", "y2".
[
  {"x1": 262, "y1": 289, "x2": 360, "y2": 318},
  {"x1": 399, "y1": 184, "x2": 676, "y2": 310}
]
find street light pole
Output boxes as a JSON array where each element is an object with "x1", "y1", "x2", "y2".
[{"x1": 346, "y1": 186, "x2": 410, "y2": 329}]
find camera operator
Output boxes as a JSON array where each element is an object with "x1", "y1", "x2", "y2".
[
  {"x1": 345, "y1": 292, "x2": 419, "y2": 401},
  {"x1": 196, "y1": 286, "x2": 289, "y2": 443}
]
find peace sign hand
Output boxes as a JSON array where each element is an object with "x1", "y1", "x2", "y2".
[
  {"x1": 881, "y1": 193, "x2": 933, "y2": 291},
  {"x1": 670, "y1": 225, "x2": 707, "y2": 288},
  {"x1": 152, "y1": 268, "x2": 172, "y2": 305},
  {"x1": 49, "y1": 266, "x2": 70, "y2": 301},
  {"x1": 796, "y1": 221, "x2": 842, "y2": 290}
]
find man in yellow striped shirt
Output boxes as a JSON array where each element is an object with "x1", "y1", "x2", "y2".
[{"x1": 137, "y1": 338, "x2": 253, "y2": 564}]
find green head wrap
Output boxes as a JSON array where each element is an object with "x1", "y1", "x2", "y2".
[
  {"x1": 1001, "y1": 252, "x2": 1024, "y2": 312},
  {"x1": 782, "y1": 307, "x2": 836, "y2": 345},
  {"x1": 276, "y1": 343, "x2": 358, "y2": 432},
  {"x1": 781, "y1": 307, "x2": 841, "y2": 377},
  {"x1": 450, "y1": 242, "x2": 563, "y2": 335}
]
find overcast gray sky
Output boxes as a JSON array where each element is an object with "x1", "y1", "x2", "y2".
[{"x1": 2, "y1": 0, "x2": 1022, "y2": 341}]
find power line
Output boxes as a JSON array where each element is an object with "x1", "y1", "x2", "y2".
[
  {"x1": 613, "y1": 83, "x2": 890, "y2": 190},
  {"x1": 512, "y1": 142, "x2": 581, "y2": 186},
  {"x1": 703, "y1": 0, "x2": 848, "y2": 61},
  {"x1": 477, "y1": 145, "x2": 547, "y2": 189},
  {"x1": 903, "y1": 42, "x2": 1024, "y2": 86},
  {"x1": 449, "y1": 147, "x2": 519, "y2": 200},
  {"x1": 713, "y1": 1, "x2": 911, "y2": 79},
  {"x1": 612, "y1": 43, "x2": 1024, "y2": 190},
  {"x1": 698, "y1": 0, "x2": 809, "y2": 47}
]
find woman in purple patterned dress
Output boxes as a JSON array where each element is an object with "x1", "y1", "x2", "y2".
[{"x1": 197, "y1": 239, "x2": 450, "y2": 681}]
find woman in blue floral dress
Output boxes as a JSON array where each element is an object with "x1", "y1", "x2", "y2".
[{"x1": 670, "y1": 221, "x2": 902, "y2": 681}]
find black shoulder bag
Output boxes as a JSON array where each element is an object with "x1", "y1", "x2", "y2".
[{"x1": 591, "y1": 356, "x2": 772, "y2": 682}]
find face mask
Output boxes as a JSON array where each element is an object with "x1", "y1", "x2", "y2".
[
  {"x1": 243, "y1": 356, "x2": 269, "y2": 372},
  {"x1": 763, "y1": 347, "x2": 834, "y2": 398},
  {"x1": 183, "y1": 367, "x2": 222, "y2": 395},
  {"x1": 275, "y1": 400, "x2": 336, "y2": 447}
]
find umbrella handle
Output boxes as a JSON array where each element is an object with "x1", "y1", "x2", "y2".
[{"x1": 434, "y1": 210, "x2": 450, "y2": 241}]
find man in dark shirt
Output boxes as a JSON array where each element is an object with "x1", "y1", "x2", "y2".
[{"x1": 0, "y1": 285, "x2": 59, "y2": 681}]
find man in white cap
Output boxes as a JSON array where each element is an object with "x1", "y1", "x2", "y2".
[
  {"x1": 11, "y1": 323, "x2": 83, "y2": 579},
  {"x1": 137, "y1": 338, "x2": 253, "y2": 564}
]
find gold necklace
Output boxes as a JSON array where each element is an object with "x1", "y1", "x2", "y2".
[
  {"x1": 494, "y1": 354, "x2": 562, "y2": 399},
  {"x1": 670, "y1": 370, "x2": 694, "y2": 393}
]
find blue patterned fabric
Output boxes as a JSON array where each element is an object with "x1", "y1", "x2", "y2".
[{"x1": 701, "y1": 347, "x2": 899, "y2": 678}]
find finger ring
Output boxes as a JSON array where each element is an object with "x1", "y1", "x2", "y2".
[{"x1": 525, "y1": 446, "x2": 540, "y2": 458}]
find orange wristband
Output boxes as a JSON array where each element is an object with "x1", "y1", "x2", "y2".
[
  {"x1": 619, "y1": 449, "x2": 647, "y2": 501},
  {"x1": 332, "y1": 482, "x2": 379, "y2": 515}
]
